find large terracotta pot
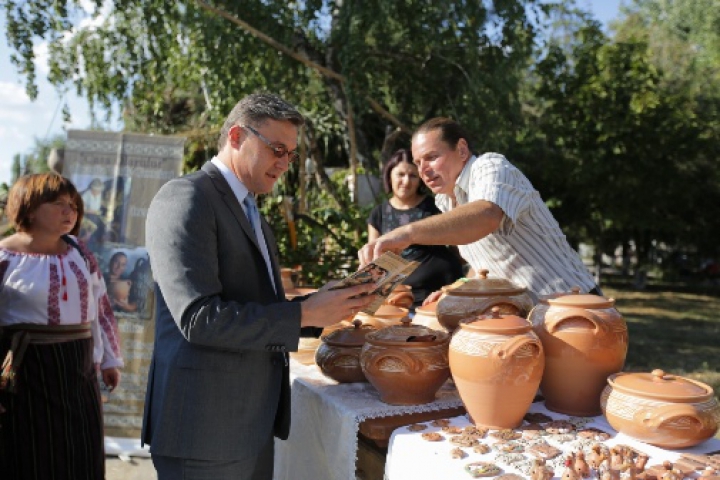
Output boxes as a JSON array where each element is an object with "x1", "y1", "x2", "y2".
[
  {"x1": 315, "y1": 320, "x2": 374, "y2": 383},
  {"x1": 601, "y1": 369, "x2": 720, "y2": 449},
  {"x1": 360, "y1": 317, "x2": 450, "y2": 405},
  {"x1": 436, "y1": 269, "x2": 535, "y2": 332},
  {"x1": 412, "y1": 300, "x2": 445, "y2": 332},
  {"x1": 530, "y1": 289, "x2": 628, "y2": 416},
  {"x1": 449, "y1": 307, "x2": 545, "y2": 429}
]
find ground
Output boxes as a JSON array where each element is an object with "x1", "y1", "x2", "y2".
[{"x1": 106, "y1": 456, "x2": 157, "y2": 480}]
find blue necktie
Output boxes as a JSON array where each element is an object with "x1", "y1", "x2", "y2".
[{"x1": 243, "y1": 195, "x2": 277, "y2": 293}]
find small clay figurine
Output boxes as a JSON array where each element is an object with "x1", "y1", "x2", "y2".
[
  {"x1": 660, "y1": 461, "x2": 681, "y2": 480},
  {"x1": 588, "y1": 444, "x2": 606, "y2": 471},
  {"x1": 562, "y1": 454, "x2": 582, "y2": 480},
  {"x1": 531, "y1": 458, "x2": 554, "y2": 480},
  {"x1": 575, "y1": 450, "x2": 591, "y2": 478},
  {"x1": 611, "y1": 447, "x2": 625, "y2": 471}
]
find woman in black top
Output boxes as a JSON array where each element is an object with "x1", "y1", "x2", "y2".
[{"x1": 368, "y1": 149, "x2": 464, "y2": 309}]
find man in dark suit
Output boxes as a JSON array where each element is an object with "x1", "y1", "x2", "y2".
[{"x1": 142, "y1": 93, "x2": 375, "y2": 479}]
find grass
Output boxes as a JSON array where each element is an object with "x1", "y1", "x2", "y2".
[{"x1": 603, "y1": 285, "x2": 720, "y2": 400}]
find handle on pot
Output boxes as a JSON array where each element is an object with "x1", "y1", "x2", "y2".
[
  {"x1": 488, "y1": 298, "x2": 525, "y2": 316},
  {"x1": 491, "y1": 336, "x2": 542, "y2": 361},
  {"x1": 635, "y1": 404, "x2": 703, "y2": 432},
  {"x1": 362, "y1": 349, "x2": 422, "y2": 374},
  {"x1": 545, "y1": 308, "x2": 606, "y2": 335}
]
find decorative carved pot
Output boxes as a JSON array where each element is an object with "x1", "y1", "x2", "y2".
[
  {"x1": 601, "y1": 369, "x2": 720, "y2": 449},
  {"x1": 412, "y1": 300, "x2": 445, "y2": 332},
  {"x1": 384, "y1": 284, "x2": 414, "y2": 310},
  {"x1": 530, "y1": 289, "x2": 628, "y2": 416},
  {"x1": 360, "y1": 317, "x2": 450, "y2": 405},
  {"x1": 436, "y1": 270, "x2": 535, "y2": 332},
  {"x1": 449, "y1": 307, "x2": 545, "y2": 429},
  {"x1": 315, "y1": 320, "x2": 373, "y2": 383}
]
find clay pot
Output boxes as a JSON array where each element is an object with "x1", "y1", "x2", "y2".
[
  {"x1": 360, "y1": 317, "x2": 450, "y2": 405},
  {"x1": 315, "y1": 320, "x2": 374, "y2": 383},
  {"x1": 436, "y1": 269, "x2": 535, "y2": 332},
  {"x1": 412, "y1": 300, "x2": 445, "y2": 332},
  {"x1": 355, "y1": 304, "x2": 409, "y2": 329},
  {"x1": 280, "y1": 267, "x2": 295, "y2": 292},
  {"x1": 109, "y1": 279, "x2": 131, "y2": 303},
  {"x1": 601, "y1": 369, "x2": 720, "y2": 448},
  {"x1": 449, "y1": 307, "x2": 545, "y2": 429},
  {"x1": 384, "y1": 284, "x2": 414, "y2": 310},
  {"x1": 530, "y1": 289, "x2": 628, "y2": 416}
]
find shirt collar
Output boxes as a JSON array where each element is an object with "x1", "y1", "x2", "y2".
[
  {"x1": 211, "y1": 156, "x2": 253, "y2": 205},
  {"x1": 454, "y1": 154, "x2": 477, "y2": 201}
]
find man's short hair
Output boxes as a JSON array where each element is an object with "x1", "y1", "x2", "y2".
[
  {"x1": 217, "y1": 93, "x2": 305, "y2": 151},
  {"x1": 413, "y1": 117, "x2": 474, "y2": 154}
]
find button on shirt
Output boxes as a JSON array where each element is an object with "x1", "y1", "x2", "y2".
[
  {"x1": 211, "y1": 157, "x2": 277, "y2": 293},
  {"x1": 434, "y1": 153, "x2": 595, "y2": 296}
]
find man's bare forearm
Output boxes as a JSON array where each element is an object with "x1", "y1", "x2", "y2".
[{"x1": 403, "y1": 200, "x2": 503, "y2": 246}]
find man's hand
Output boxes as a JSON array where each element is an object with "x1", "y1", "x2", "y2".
[
  {"x1": 101, "y1": 367, "x2": 121, "y2": 392},
  {"x1": 422, "y1": 289, "x2": 444, "y2": 306},
  {"x1": 300, "y1": 283, "x2": 378, "y2": 329},
  {"x1": 358, "y1": 228, "x2": 412, "y2": 267}
]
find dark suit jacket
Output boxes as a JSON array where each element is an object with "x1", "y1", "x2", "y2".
[{"x1": 141, "y1": 162, "x2": 318, "y2": 461}]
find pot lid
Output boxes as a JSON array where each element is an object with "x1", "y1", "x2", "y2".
[
  {"x1": 370, "y1": 304, "x2": 409, "y2": 319},
  {"x1": 443, "y1": 270, "x2": 526, "y2": 297},
  {"x1": 365, "y1": 317, "x2": 448, "y2": 346},
  {"x1": 322, "y1": 320, "x2": 373, "y2": 347},
  {"x1": 608, "y1": 369, "x2": 713, "y2": 402},
  {"x1": 460, "y1": 307, "x2": 532, "y2": 333},
  {"x1": 547, "y1": 287, "x2": 615, "y2": 309}
]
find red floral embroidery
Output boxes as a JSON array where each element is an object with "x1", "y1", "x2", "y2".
[
  {"x1": 99, "y1": 294, "x2": 122, "y2": 358},
  {"x1": 48, "y1": 263, "x2": 61, "y2": 325},
  {"x1": 68, "y1": 261, "x2": 89, "y2": 323}
]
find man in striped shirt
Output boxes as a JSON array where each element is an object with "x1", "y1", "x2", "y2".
[{"x1": 359, "y1": 117, "x2": 599, "y2": 300}]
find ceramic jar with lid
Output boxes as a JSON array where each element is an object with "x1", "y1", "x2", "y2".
[
  {"x1": 530, "y1": 289, "x2": 628, "y2": 416},
  {"x1": 412, "y1": 300, "x2": 445, "y2": 332},
  {"x1": 360, "y1": 317, "x2": 450, "y2": 405},
  {"x1": 436, "y1": 270, "x2": 535, "y2": 332},
  {"x1": 355, "y1": 304, "x2": 409, "y2": 330},
  {"x1": 601, "y1": 369, "x2": 720, "y2": 448},
  {"x1": 315, "y1": 320, "x2": 374, "y2": 383},
  {"x1": 449, "y1": 307, "x2": 545, "y2": 429}
]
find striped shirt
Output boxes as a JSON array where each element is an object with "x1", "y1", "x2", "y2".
[{"x1": 435, "y1": 153, "x2": 595, "y2": 296}]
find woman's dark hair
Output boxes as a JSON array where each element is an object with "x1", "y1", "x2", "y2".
[
  {"x1": 413, "y1": 117, "x2": 474, "y2": 154},
  {"x1": 381, "y1": 148, "x2": 426, "y2": 195},
  {"x1": 6, "y1": 173, "x2": 84, "y2": 235}
]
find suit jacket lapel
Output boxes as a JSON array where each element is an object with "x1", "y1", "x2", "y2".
[
  {"x1": 202, "y1": 162, "x2": 260, "y2": 252},
  {"x1": 202, "y1": 162, "x2": 284, "y2": 299}
]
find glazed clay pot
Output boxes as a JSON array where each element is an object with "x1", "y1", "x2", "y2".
[
  {"x1": 412, "y1": 300, "x2": 445, "y2": 332},
  {"x1": 360, "y1": 317, "x2": 450, "y2": 405},
  {"x1": 449, "y1": 307, "x2": 545, "y2": 429},
  {"x1": 601, "y1": 369, "x2": 720, "y2": 448},
  {"x1": 436, "y1": 270, "x2": 535, "y2": 332},
  {"x1": 315, "y1": 320, "x2": 374, "y2": 383},
  {"x1": 530, "y1": 289, "x2": 628, "y2": 416}
]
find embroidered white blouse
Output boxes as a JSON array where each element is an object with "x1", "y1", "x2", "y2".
[{"x1": 0, "y1": 236, "x2": 123, "y2": 369}]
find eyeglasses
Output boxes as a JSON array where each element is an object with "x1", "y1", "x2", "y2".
[{"x1": 242, "y1": 125, "x2": 300, "y2": 163}]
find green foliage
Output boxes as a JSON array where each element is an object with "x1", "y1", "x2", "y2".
[{"x1": 259, "y1": 170, "x2": 373, "y2": 287}]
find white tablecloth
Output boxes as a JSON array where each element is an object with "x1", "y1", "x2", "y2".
[
  {"x1": 273, "y1": 357, "x2": 464, "y2": 480},
  {"x1": 385, "y1": 402, "x2": 720, "y2": 480}
]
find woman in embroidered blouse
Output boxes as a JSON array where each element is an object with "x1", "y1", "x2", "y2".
[
  {"x1": 0, "y1": 173, "x2": 123, "y2": 480},
  {"x1": 367, "y1": 149, "x2": 464, "y2": 308}
]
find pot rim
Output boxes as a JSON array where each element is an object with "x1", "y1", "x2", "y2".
[{"x1": 364, "y1": 324, "x2": 449, "y2": 347}]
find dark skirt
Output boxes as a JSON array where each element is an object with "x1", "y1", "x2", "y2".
[{"x1": 0, "y1": 336, "x2": 104, "y2": 480}]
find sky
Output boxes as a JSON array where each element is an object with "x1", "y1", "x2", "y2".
[{"x1": 0, "y1": 0, "x2": 623, "y2": 187}]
